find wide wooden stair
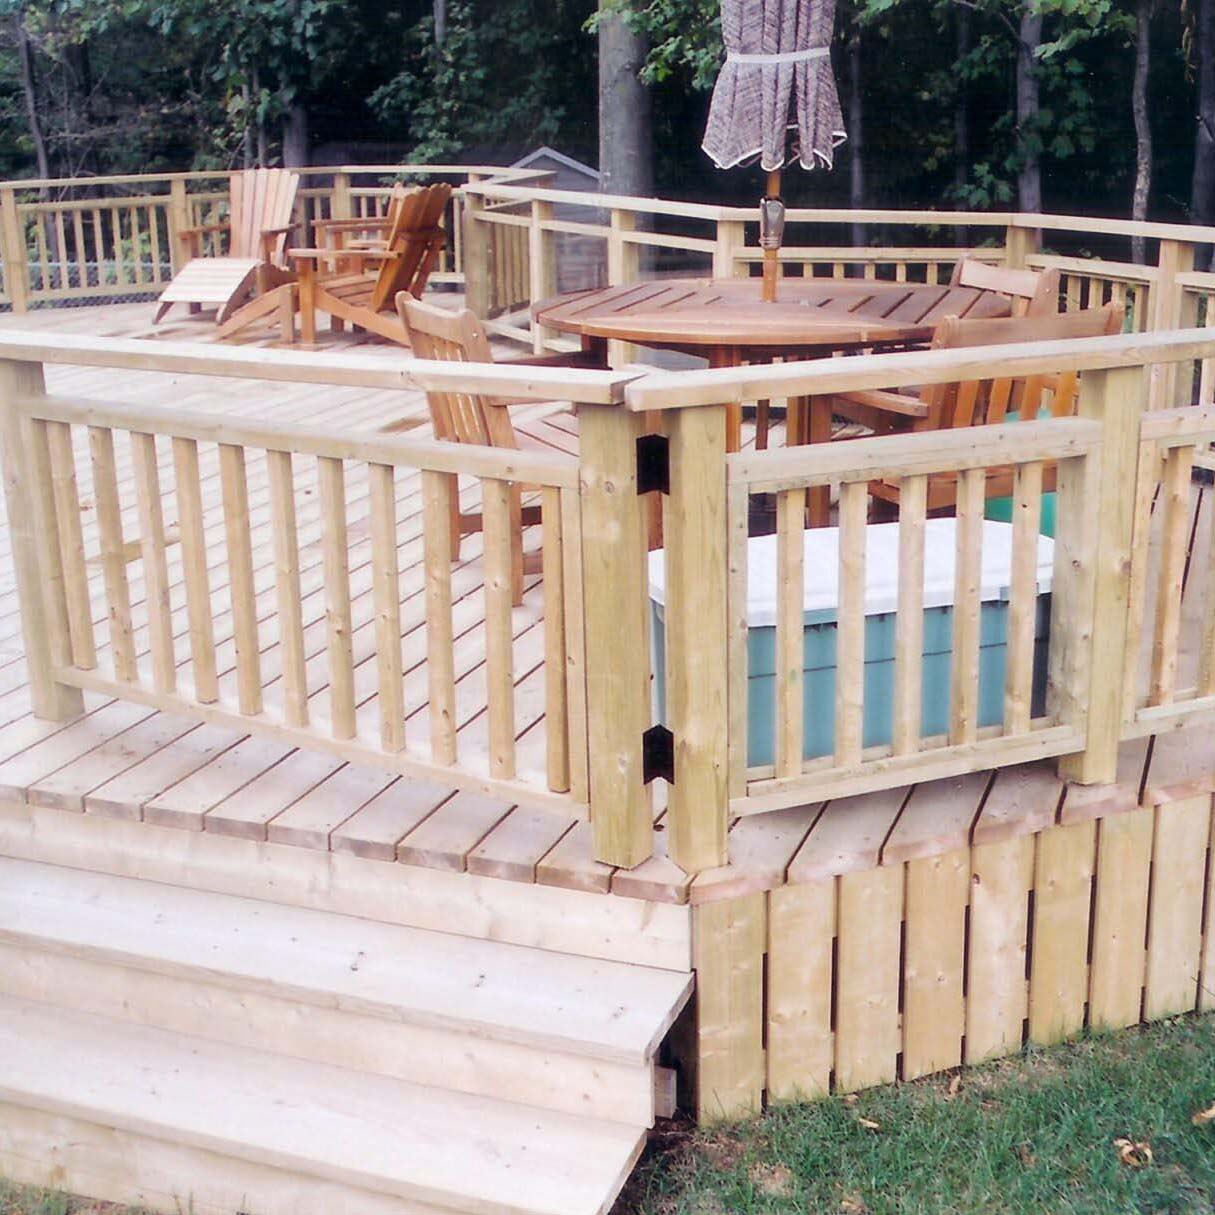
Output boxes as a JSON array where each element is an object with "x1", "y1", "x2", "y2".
[{"x1": 0, "y1": 856, "x2": 692, "y2": 1215}]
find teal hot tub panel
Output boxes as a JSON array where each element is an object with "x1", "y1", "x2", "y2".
[{"x1": 652, "y1": 594, "x2": 1052, "y2": 767}]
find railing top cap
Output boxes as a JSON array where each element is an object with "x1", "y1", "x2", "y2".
[
  {"x1": 0, "y1": 331, "x2": 638, "y2": 405},
  {"x1": 624, "y1": 327, "x2": 1215, "y2": 411}
]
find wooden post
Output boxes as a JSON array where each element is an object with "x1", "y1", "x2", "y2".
[
  {"x1": 461, "y1": 185, "x2": 492, "y2": 319},
  {"x1": 665, "y1": 404, "x2": 730, "y2": 873},
  {"x1": 530, "y1": 199, "x2": 557, "y2": 354},
  {"x1": 580, "y1": 402, "x2": 653, "y2": 868},
  {"x1": 166, "y1": 178, "x2": 191, "y2": 276},
  {"x1": 0, "y1": 359, "x2": 83, "y2": 721},
  {"x1": 1149, "y1": 238, "x2": 1196, "y2": 410},
  {"x1": 714, "y1": 220, "x2": 745, "y2": 280},
  {"x1": 0, "y1": 187, "x2": 29, "y2": 314},
  {"x1": 1058, "y1": 365, "x2": 1144, "y2": 785},
  {"x1": 607, "y1": 209, "x2": 640, "y2": 368},
  {"x1": 1004, "y1": 220, "x2": 1039, "y2": 270},
  {"x1": 331, "y1": 171, "x2": 353, "y2": 221}
]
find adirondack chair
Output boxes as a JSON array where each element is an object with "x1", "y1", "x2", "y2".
[
  {"x1": 852, "y1": 303, "x2": 1125, "y2": 520},
  {"x1": 950, "y1": 257, "x2": 1061, "y2": 317},
  {"x1": 397, "y1": 295, "x2": 648, "y2": 603},
  {"x1": 275, "y1": 182, "x2": 453, "y2": 345},
  {"x1": 154, "y1": 168, "x2": 300, "y2": 325}
]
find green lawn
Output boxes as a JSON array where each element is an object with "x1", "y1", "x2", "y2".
[
  {"x1": 4, "y1": 1015, "x2": 1215, "y2": 1215},
  {"x1": 619, "y1": 1014, "x2": 1215, "y2": 1215}
]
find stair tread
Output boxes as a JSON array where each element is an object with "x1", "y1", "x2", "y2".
[
  {"x1": 0, "y1": 994, "x2": 645, "y2": 1215},
  {"x1": 0, "y1": 858, "x2": 691, "y2": 1064}
]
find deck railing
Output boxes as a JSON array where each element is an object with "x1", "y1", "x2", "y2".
[{"x1": 3, "y1": 328, "x2": 1215, "y2": 875}]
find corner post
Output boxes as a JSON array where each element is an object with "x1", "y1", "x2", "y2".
[
  {"x1": 0, "y1": 358, "x2": 83, "y2": 721},
  {"x1": 1057, "y1": 365, "x2": 1145, "y2": 785},
  {"x1": 665, "y1": 403, "x2": 730, "y2": 872},
  {"x1": 461, "y1": 181, "x2": 492, "y2": 319},
  {"x1": 1149, "y1": 238, "x2": 1196, "y2": 410},
  {"x1": 1004, "y1": 220, "x2": 1039, "y2": 270},
  {"x1": 530, "y1": 199, "x2": 556, "y2": 354},
  {"x1": 579, "y1": 401, "x2": 653, "y2": 867},
  {"x1": 0, "y1": 187, "x2": 29, "y2": 314}
]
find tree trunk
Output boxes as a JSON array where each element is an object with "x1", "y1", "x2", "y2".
[
  {"x1": 954, "y1": 6, "x2": 970, "y2": 246},
  {"x1": 282, "y1": 102, "x2": 309, "y2": 168},
  {"x1": 434, "y1": 0, "x2": 447, "y2": 47},
  {"x1": 597, "y1": 0, "x2": 653, "y2": 199},
  {"x1": 1192, "y1": 0, "x2": 1215, "y2": 242},
  {"x1": 1015, "y1": 3, "x2": 1043, "y2": 214},
  {"x1": 14, "y1": 16, "x2": 50, "y2": 182},
  {"x1": 848, "y1": 29, "x2": 865, "y2": 250},
  {"x1": 1131, "y1": 0, "x2": 1153, "y2": 264},
  {"x1": 241, "y1": 84, "x2": 254, "y2": 169}
]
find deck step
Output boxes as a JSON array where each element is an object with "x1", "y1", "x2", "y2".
[
  {"x1": 0, "y1": 994, "x2": 646, "y2": 1215},
  {"x1": 0, "y1": 857, "x2": 690, "y2": 1124}
]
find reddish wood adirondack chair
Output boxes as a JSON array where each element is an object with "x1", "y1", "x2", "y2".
[
  {"x1": 275, "y1": 182, "x2": 452, "y2": 345},
  {"x1": 950, "y1": 257, "x2": 1061, "y2": 317},
  {"x1": 853, "y1": 303, "x2": 1126, "y2": 512},
  {"x1": 397, "y1": 294, "x2": 591, "y2": 603},
  {"x1": 154, "y1": 168, "x2": 299, "y2": 325}
]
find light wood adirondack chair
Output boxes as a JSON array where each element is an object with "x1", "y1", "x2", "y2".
[
  {"x1": 950, "y1": 257, "x2": 1061, "y2": 316},
  {"x1": 855, "y1": 303, "x2": 1125, "y2": 514},
  {"x1": 276, "y1": 182, "x2": 452, "y2": 345},
  {"x1": 154, "y1": 168, "x2": 299, "y2": 324},
  {"x1": 397, "y1": 294, "x2": 592, "y2": 604}
]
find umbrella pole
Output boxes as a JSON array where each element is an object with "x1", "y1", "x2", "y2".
[{"x1": 762, "y1": 169, "x2": 783, "y2": 303}]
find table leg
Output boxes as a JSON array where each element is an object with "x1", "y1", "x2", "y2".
[
  {"x1": 710, "y1": 347, "x2": 743, "y2": 454},
  {"x1": 298, "y1": 260, "x2": 317, "y2": 346}
]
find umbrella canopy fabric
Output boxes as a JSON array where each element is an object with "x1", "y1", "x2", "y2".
[{"x1": 702, "y1": 0, "x2": 846, "y2": 173}]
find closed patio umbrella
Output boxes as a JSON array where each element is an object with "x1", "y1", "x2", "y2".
[{"x1": 703, "y1": 0, "x2": 846, "y2": 300}]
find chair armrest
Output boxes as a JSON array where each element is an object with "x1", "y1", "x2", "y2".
[
  {"x1": 497, "y1": 349, "x2": 604, "y2": 369},
  {"x1": 178, "y1": 222, "x2": 230, "y2": 238},
  {"x1": 313, "y1": 217, "x2": 395, "y2": 233},
  {"x1": 834, "y1": 388, "x2": 927, "y2": 418},
  {"x1": 289, "y1": 246, "x2": 395, "y2": 264}
]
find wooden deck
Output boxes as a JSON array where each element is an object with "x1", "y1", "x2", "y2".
[{"x1": 0, "y1": 301, "x2": 1212, "y2": 909}]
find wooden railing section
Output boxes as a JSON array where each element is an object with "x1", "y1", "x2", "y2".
[{"x1": 0, "y1": 338, "x2": 631, "y2": 819}]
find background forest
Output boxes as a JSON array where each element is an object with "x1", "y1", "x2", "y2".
[{"x1": 0, "y1": 0, "x2": 1208, "y2": 230}]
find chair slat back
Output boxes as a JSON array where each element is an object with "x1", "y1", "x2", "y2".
[
  {"x1": 370, "y1": 183, "x2": 453, "y2": 312},
  {"x1": 918, "y1": 302, "x2": 1125, "y2": 432},
  {"x1": 397, "y1": 297, "x2": 518, "y2": 450},
  {"x1": 227, "y1": 168, "x2": 300, "y2": 261},
  {"x1": 951, "y1": 257, "x2": 1061, "y2": 317}
]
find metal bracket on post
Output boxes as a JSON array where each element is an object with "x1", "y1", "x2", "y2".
[
  {"x1": 636, "y1": 434, "x2": 670, "y2": 495},
  {"x1": 642, "y1": 725, "x2": 675, "y2": 785}
]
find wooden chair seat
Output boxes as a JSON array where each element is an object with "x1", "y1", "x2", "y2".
[{"x1": 156, "y1": 169, "x2": 299, "y2": 326}]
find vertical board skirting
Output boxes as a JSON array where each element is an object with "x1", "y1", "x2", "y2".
[{"x1": 694, "y1": 795, "x2": 1215, "y2": 1123}]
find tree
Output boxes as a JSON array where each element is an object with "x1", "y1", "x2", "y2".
[
  {"x1": 1191, "y1": 0, "x2": 1215, "y2": 233},
  {"x1": 1131, "y1": 0, "x2": 1153, "y2": 261},
  {"x1": 597, "y1": 0, "x2": 652, "y2": 197}
]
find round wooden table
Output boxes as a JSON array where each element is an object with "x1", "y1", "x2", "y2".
[{"x1": 534, "y1": 276, "x2": 1011, "y2": 456}]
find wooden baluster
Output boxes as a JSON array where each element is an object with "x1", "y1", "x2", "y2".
[
  {"x1": 71, "y1": 210, "x2": 85, "y2": 291},
  {"x1": 1149, "y1": 444, "x2": 1194, "y2": 707},
  {"x1": 88, "y1": 425, "x2": 136, "y2": 685},
  {"x1": 892, "y1": 473, "x2": 927, "y2": 755},
  {"x1": 172, "y1": 436, "x2": 218, "y2": 703},
  {"x1": 834, "y1": 480, "x2": 867, "y2": 766},
  {"x1": 148, "y1": 204, "x2": 163, "y2": 284},
  {"x1": 559, "y1": 486, "x2": 589, "y2": 803},
  {"x1": 1122, "y1": 441, "x2": 1158, "y2": 722},
  {"x1": 53, "y1": 211, "x2": 67, "y2": 291},
  {"x1": 0, "y1": 361, "x2": 82, "y2": 718},
  {"x1": 1004, "y1": 461, "x2": 1044, "y2": 735},
  {"x1": 318, "y1": 455, "x2": 356, "y2": 739},
  {"x1": 267, "y1": 450, "x2": 308, "y2": 728},
  {"x1": 46, "y1": 420, "x2": 96, "y2": 670},
  {"x1": 542, "y1": 486, "x2": 570, "y2": 793},
  {"x1": 950, "y1": 467, "x2": 985, "y2": 746},
  {"x1": 219, "y1": 443, "x2": 262, "y2": 715},
  {"x1": 727, "y1": 480, "x2": 750, "y2": 798},
  {"x1": 131, "y1": 432, "x2": 176, "y2": 694},
  {"x1": 483, "y1": 478, "x2": 516, "y2": 781},
  {"x1": 422, "y1": 469, "x2": 457, "y2": 764},
  {"x1": 369, "y1": 462, "x2": 405, "y2": 753},
  {"x1": 110, "y1": 210, "x2": 124, "y2": 285},
  {"x1": 775, "y1": 487, "x2": 805, "y2": 778}
]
